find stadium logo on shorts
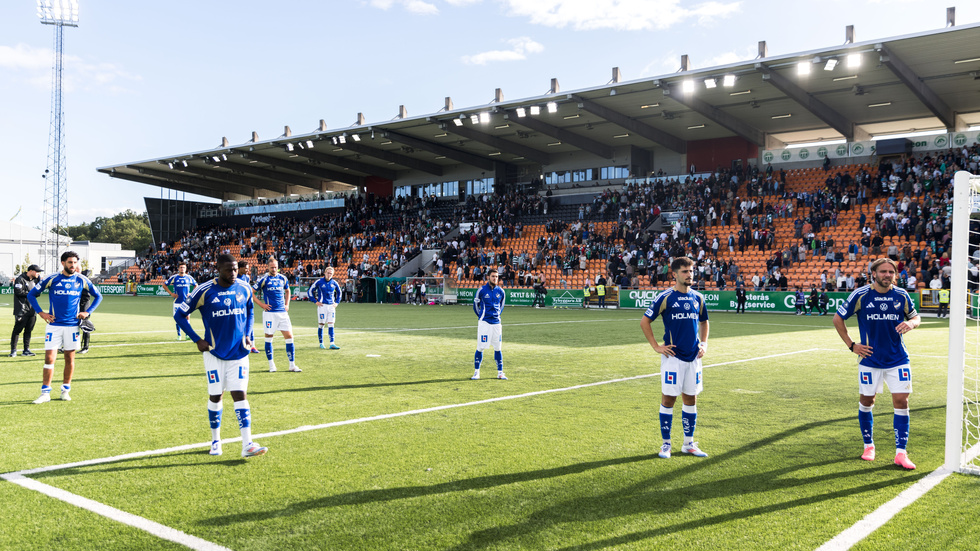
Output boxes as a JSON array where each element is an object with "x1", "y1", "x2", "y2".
[
  {"x1": 898, "y1": 367, "x2": 910, "y2": 381},
  {"x1": 860, "y1": 372, "x2": 872, "y2": 385},
  {"x1": 665, "y1": 371, "x2": 677, "y2": 385}
]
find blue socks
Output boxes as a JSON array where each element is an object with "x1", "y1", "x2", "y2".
[
  {"x1": 681, "y1": 405, "x2": 697, "y2": 440},
  {"x1": 474, "y1": 350, "x2": 483, "y2": 370},
  {"x1": 894, "y1": 408, "x2": 910, "y2": 451},
  {"x1": 265, "y1": 339, "x2": 274, "y2": 361},
  {"x1": 285, "y1": 339, "x2": 295, "y2": 363},
  {"x1": 858, "y1": 404, "x2": 874, "y2": 445},
  {"x1": 659, "y1": 405, "x2": 673, "y2": 441},
  {"x1": 494, "y1": 350, "x2": 503, "y2": 372},
  {"x1": 328, "y1": 326, "x2": 335, "y2": 343},
  {"x1": 318, "y1": 327, "x2": 323, "y2": 344}
]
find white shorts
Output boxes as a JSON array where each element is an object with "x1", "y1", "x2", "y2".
[
  {"x1": 477, "y1": 321, "x2": 502, "y2": 351},
  {"x1": 262, "y1": 311, "x2": 292, "y2": 334},
  {"x1": 859, "y1": 364, "x2": 912, "y2": 396},
  {"x1": 45, "y1": 326, "x2": 80, "y2": 351},
  {"x1": 317, "y1": 304, "x2": 337, "y2": 325},
  {"x1": 203, "y1": 352, "x2": 250, "y2": 395},
  {"x1": 660, "y1": 355, "x2": 703, "y2": 397}
]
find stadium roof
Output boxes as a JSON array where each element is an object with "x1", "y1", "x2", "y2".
[{"x1": 99, "y1": 21, "x2": 980, "y2": 201}]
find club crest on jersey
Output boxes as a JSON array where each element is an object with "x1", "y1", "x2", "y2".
[
  {"x1": 236, "y1": 293, "x2": 245, "y2": 303},
  {"x1": 879, "y1": 303, "x2": 888, "y2": 311},
  {"x1": 683, "y1": 302, "x2": 691, "y2": 310},
  {"x1": 894, "y1": 302, "x2": 901, "y2": 310}
]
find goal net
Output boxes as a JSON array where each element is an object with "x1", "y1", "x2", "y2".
[
  {"x1": 405, "y1": 277, "x2": 457, "y2": 305},
  {"x1": 946, "y1": 171, "x2": 980, "y2": 474}
]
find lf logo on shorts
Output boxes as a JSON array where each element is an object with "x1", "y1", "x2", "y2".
[
  {"x1": 665, "y1": 371, "x2": 677, "y2": 385},
  {"x1": 46, "y1": 333, "x2": 52, "y2": 342},
  {"x1": 860, "y1": 372, "x2": 872, "y2": 385},
  {"x1": 696, "y1": 371, "x2": 701, "y2": 385},
  {"x1": 266, "y1": 321, "x2": 273, "y2": 329},
  {"x1": 898, "y1": 367, "x2": 910, "y2": 381},
  {"x1": 208, "y1": 369, "x2": 219, "y2": 384},
  {"x1": 481, "y1": 335, "x2": 488, "y2": 342}
]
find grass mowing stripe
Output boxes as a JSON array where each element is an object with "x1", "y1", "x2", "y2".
[
  {"x1": 1, "y1": 473, "x2": 232, "y2": 551},
  {"x1": 815, "y1": 467, "x2": 952, "y2": 551},
  {"x1": 6, "y1": 347, "x2": 817, "y2": 479}
]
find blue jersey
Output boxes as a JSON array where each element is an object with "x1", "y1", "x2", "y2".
[
  {"x1": 643, "y1": 288, "x2": 709, "y2": 362},
  {"x1": 175, "y1": 278, "x2": 254, "y2": 361},
  {"x1": 28, "y1": 272, "x2": 103, "y2": 327},
  {"x1": 837, "y1": 284, "x2": 918, "y2": 369},
  {"x1": 254, "y1": 273, "x2": 290, "y2": 312},
  {"x1": 795, "y1": 291, "x2": 805, "y2": 306},
  {"x1": 309, "y1": 278, "x2": 342, "y2": 305},
  {"x1": 166, "y1": 274, "x2": 197, "y2": 303},
  {"x1": 474, "y1": 284, "x2": 505, "y2": 324},
  {"x1": 237, "y1": 274, "x2": 250, "y2": 285}
]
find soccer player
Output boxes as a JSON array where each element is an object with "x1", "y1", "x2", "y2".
[
  {"x1": 640, "y1": 256, "x2": 709, "y2": 459},
  {"x1": 26, "y1": 251, "x2": 103, "y2": 403},
  {"x1": 471, "y1": 270, "x2": 506, "y2": 380},
  {"x1": 10, "y1": 264, "x2": 42, "y2": 357},
  {"x1": 166, "y1": 262, "x2": 197, "y2": 341},
  {"x1": 175, "y1": 254, "x2": 267, "y2": 458},
  {"x1": 834, "y1": 257, "x2": 920, "y2": 470},
  {"x1": 237, "y1": 260, "x2": 259, "y2": 353},
  {"x1": 308, "y1": 266, "x2": 342, "y2": 349},
  {"x1": 254, "y1": 259, "x2": 300, "y2": 373}
]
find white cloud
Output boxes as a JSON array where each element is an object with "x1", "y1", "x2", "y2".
[
  {"x1": 462, "y1": 37, "x2": 544, "y2": 65},
  {"x1": 698, "y1": 45, "x2": 758, "y2": 69},
  {"x1": 368, "y1": 0, "x2": 439, "y2": 14},
  {"x1": 500, "y1": 0, "x2": 741, "y2": 31},
  {"x1": 0, "y1": 43, "x2": 140, "y2": 94}
]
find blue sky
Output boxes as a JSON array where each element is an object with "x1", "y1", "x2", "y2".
[{"x1": 1, "y1": 0, "x2": 978, "y2": 230}]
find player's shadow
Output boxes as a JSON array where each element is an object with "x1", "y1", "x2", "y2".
[
  {"x1": 248, "y1": 378, "x2": 462, "y2": 395},
  {"x1": 29, "y1": 449, "x2": 250, "y2": 479}
]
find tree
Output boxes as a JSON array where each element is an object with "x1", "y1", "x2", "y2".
[{"x1": 68, "y1": 210, "x2": 153, "y2": 252}]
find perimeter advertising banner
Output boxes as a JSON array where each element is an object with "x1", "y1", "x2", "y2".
[
  {"x1": 97, "y1": 284, "x2": 128, "y2": 295},
  {"x1": 456, "y1": 288, "x2": 587, "y2": 308},
  {"x1": 619, "y1": 289, "x2": 920, "y2": 313}
]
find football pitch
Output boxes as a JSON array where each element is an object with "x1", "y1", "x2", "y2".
[{"x1": 1, "y1": 297, "x2": 978, "y2": 550}]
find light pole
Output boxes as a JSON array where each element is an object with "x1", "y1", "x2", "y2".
[{"x1": 37, "y1": 0, "x2": 78, "y2": 272}]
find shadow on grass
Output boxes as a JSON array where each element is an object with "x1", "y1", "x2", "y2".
[
  {"x1": 197, "y1": 408, "x2": 940, "y2": 548},
  {"x1": 30, "y1": 449, "x2": 250, "y2": 478},
  {"x1": 248, "y1": 378, "x2": 463, "y2": 395}
]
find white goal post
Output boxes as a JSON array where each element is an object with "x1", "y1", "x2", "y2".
[
  {"x1": 405, "y1": 277, "x2": 457, "y2": 305},
  {"x1": 946, "y1": 171, "x2": 980, "y2": 474}
]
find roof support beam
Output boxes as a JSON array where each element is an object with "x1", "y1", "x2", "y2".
[
  {"x1": 755, "y1": 63, "x2": 870, "y2": 142},
  {"x1": 238, "y1": 152, "x2": 365, "y2": 185},
  {"x1": 661, "y1": 83, "x2": 777, "y2": 148},
  {"x1": 875, "y1": 43, "x2": 964, "y2": 130},
  {"x1": 217, "y1": 159, "x2": 332, "y2": 189},
  {"x1": 381, "y1": 129, "x2": 498, "y2": 171},
  {"x1": 439, "y1": 121, "x2": 551, "y2": 165},
  {"x1": 338, "y1": 142, "x2": 443, "y2": 176},
  {"x1": 285, "y1": 149, "x2": 399, "y2": 181},
  {"x1": 127, "y1": 165, "x2": 260, "y2": 197},
  {"x1": 571, "y1": 94, "x2": 687, "y2": 154},
  {"x1": 103, "y1": 170, "x2": 229, "y2": 201},
  {"x1": 174, "y1": 164, "x2": 290, "y2": 195},
  {"x1": 503, "y1": 109, "x2": 613, "y2": 159}
]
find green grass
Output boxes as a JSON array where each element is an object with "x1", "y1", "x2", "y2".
[{"x1": 0, "y1": 296, "x2": 965, "y2": 550}]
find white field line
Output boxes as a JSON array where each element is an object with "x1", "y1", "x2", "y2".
[
  {"x1": 2, "y1": 347, "x2": 816, "y2": 551},
  {"x1": 815, "y1": 467, "x2": 952, "y2": 551},
  {"x1": 1, "y1": 473, "x2": 232, "y2": 551}
]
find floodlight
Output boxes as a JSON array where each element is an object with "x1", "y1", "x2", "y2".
[
  {"x1": 824, "y1": 59, "x2": 838, "y2": 71},
  {"x1": 470, "y1": 114, "x2": 480, "y2": 124},
  {"x1": 516, "y1": 107, "x2": 527, "y2": 117},
  {"x1": 847, "y1": 53, "x2": 861, "y2": 68},
  {"x1": 221, "y1": 154, "x2": 227, "y2": 161},
  {"x1": 37, "y1": 0, "x2": 79, "y2": 26},
  {"x1": 704, "y1": 78, "x2": 717, "y2": 89},
  {"x1": 285, "y1": 143, "x2": 294, "y2": 151},
  {"x1": 479, "y1": 112, "x2": 490, "y2": 124},
  {"x1": 722, "y1": 74, "x2": 736, "y2": 87},
  {"x1": 306, "y1": 139, "x2": 315, "y2": 147},
  {"x1": 212, "y1": 156, "x2": 220, "y2": 163},
  {"x1": 546, "y1": 101, "x2": 558, "y2": 113},
  {"x1": 350, "y1": 134, "x2": 360, "y2": 142},
  {"x1": 797, "y1": 61, "x2": 810, "y2": 75},
  {"x1": 453, "y1": 117, "x2": 464, "y2": 126},
  {"x1": 529, "y1": 105, "x2": 541, "y2": 116},
  {"x1": 682, "y1": 80, "x2": 695, "y2": 93},
  {"x1": 338, "y1": 134, "x2": 347, "y2": 144},
  {"x1": 182, "y1": 160, "x2": 188, "y2": 167}
]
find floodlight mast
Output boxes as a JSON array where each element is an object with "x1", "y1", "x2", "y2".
[{"x1": 37, "y1": 0, "x2": 78, "y2": 273}]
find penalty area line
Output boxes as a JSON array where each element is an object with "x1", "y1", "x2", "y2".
[
  {"x1": 815, "y1": 467, "x2": 951, "y2": 551},
  {"x1": 1, "y1": 472, "x2": 231, "y2": 551}
]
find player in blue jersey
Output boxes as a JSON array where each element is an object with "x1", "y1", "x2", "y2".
[
  {"x1": 238, "y1": 260, "x2": 260, "y2": 353},
  {"x1": 834, "y1": 257, "x2": 920, "y2": 470},
  {"x1": 309, "y1": 266, "x2": 342, "y2": 350},
  {"x1": 471, "y1": 270, "x2": 507, "y2": 380},
  {"x1": 640, "y1": 256, "x2": 710, "y2": 459},
  {"x1": 166, "y1": 262, "x2": 197, "y2": 341},
  {"x1": 175, "y1": 254, "x2": 267, "y2": 458},
  {"x1": 254, "y1": 258, "x2": 300, "y2": 373},
  {"x1": 26, "y1": 251, "x2": 103, "y2": 403}
]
